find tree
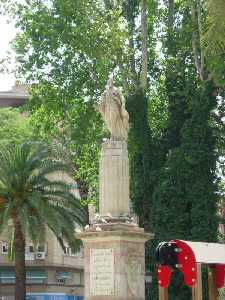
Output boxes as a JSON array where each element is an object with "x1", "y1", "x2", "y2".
[
  {"x1": 148, "y1": 1, "x2": 223, "y2": 298},
  {"x1": 27, "y1": 85, "x2": 106, "y2": 205},
  {"x1": 4, "y1": 1, "x2": 225, "y2": 299},
  {"x1": 5, "y1": 0, "x2": 127, "y2": 205},
  {"x1": 7, "y1": 0, "x2": 157, "y2": 210},
  {"x1": 0, "y1": 108, "x2": 32, "y2": 147},
  {"x1": 203, "y1": 0, "x2": 225, "y2": 56},
  {"x1": 0, "y1": 142, "x2": 84, "y2": 300}
]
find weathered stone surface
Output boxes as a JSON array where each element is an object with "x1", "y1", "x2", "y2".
[
  {"x1": 77, "y1": 226, "x2": 153, "y2": 300},
  {"x1": 90, "y1": 248, "x2": 114, "y2": 296},
  {"x1": 96, "y1": 78, "x2": 129, "y2": 141},
  {"x1": 99, "y1": 141, "x2": 130, "y2": 218}
]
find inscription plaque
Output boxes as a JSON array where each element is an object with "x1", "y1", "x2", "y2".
[{"x1": 90, "y1": 248, "x2": 114, "y2": 295}]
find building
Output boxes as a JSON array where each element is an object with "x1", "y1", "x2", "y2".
[
  {"x1": 0, "y1": 81, "x2": 29, "y2": 108},
  {"x1": 0, "y1": 83, "x2": 84, "y2": 300},
  {"x1": 0, "y1": 227, "x2": 84, "y2": 299}
]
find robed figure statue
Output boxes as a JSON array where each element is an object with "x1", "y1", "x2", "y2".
[{"x1": 97, "y1": 77, "x2": 129, "y2": 141}]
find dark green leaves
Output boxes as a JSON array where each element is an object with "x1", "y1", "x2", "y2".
[{"x1": 0, "y1": 142, "x2": 85, "y2": 253}]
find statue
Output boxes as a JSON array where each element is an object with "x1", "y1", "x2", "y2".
[{"x1": 97, "y1": 77, "x2": 129, "y2": 141}]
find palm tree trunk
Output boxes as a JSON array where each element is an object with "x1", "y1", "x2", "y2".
[{"x1": 13, "y1": 216, "x2": 26, "y2": 300}]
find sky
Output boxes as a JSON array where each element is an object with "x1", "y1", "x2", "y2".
[{"x1": 0, "y1": 15, "x2": 16, "y2": 91}]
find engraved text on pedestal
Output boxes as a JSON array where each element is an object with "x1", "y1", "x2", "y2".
[{"x1": 90, "y1": 249, "x2": 114, "y2": 296}]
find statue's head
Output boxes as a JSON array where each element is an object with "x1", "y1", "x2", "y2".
[{"x1": 107, "y1": 77, "x2": 114, "y2": 89}]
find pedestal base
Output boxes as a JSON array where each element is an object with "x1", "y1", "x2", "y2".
[{"x1": 77, "y1": 224, "x2": 154, "y2": 300}]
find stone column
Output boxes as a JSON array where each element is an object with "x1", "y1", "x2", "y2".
[{"x1": 99, "y1": 141, "x2": 129, "y2": 218}]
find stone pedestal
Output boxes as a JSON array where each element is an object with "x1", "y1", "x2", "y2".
[
  {"x1": 77, "y1": 224, "x2": 153, "y2": 300},
  {"x1": 77, "y1": 136, "x2": 154, "y2": 300},
  {"x1": 99, "y1": 141, "x2": 129, "y2": 217}
]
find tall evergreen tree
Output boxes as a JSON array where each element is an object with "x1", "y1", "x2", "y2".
[{"x1": 148, "y1": 1, "x2": 221, "y2": 299}]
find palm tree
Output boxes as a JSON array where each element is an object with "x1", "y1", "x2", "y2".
[{"x1": 0, "y1": 142, "x2": 85, "y2": 300}]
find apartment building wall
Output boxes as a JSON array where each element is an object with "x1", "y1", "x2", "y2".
[{"x1": 0, "y1": 227, "x2": 84, "y2": 298}]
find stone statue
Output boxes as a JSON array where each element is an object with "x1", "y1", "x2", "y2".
[{"x1": 97, "y1": 77, "x2": 129, "y2": 141}]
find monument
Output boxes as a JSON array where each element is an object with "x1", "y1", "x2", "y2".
[{"x1": 77, "y1": 78, "x2": 153, "y2": 300}]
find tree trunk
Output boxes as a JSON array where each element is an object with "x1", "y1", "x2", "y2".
[
  {"x1": 168, "y1": 0, "x2": 174, "y2": 30},
  {"x1": 190, "y1": 1, "x2": 207, "y2": 81},
  {"x1": 140, "y1": 0, "x2": 148, "y2": 91},
  {"x1": 13, "y1": 216, "x2": 26, "y2": 300}
]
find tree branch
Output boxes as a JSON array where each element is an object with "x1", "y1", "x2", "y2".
[
  {"x1": 190, "y1": 2, "x2": 202, "y2": 78},
  {"x1": 122, "y1": 1, "x2": 139, "y2": 89},
  {"x1": 190, "y1": 1, "x2": 207, "y2": 81},
  {"x1": 119, "y1": 64, "x2": 129, "y2": 95},
  {"x1": 128, "y1": 18, "x2": 139, "y2": 89},
  {"x1": 196, "y1": 0, "x2": 206, "y2": 79},
  {"x1": 140, "y1": 0, "x2": 148, "y2": 91},
  {"x1": 168, "y1": 0, "x2": 175, "y2": 30}
]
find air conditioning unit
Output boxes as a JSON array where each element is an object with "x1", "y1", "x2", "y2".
[
  {"x1": 25, "y1": 253, "x2": 35, "y2": 261},
  {"x1": 35, "y1": 252, "x2": 46, "y2": 260}
]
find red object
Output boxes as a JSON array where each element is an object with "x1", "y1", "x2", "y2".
[
  {"x1": 157, "y1": 265, "x2": 172, "y2": 288},
  {"x1": 214, "y1": 264, "x2": 225, "y2": 288},
  {"x1": 173, "y1": 240, "x2": 197, "y2": 287},
  {"x1": 157, "y1": 240, "x2": 197, "y2": 288}
]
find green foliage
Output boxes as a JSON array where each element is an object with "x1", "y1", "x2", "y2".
[
  {"x1": 0, "y1": 108, "x2": 32, "y2": 147},
  {"x1": 127, "y1": 89, "x2": 164, "y2": 229},
  {"x1": 127, "y1": 90, "x2": 153, "y2": 226},
  {"x1": 11, "y1": 0, "x2": 128, "y2": 98},
  {"x1": 8, "y1": 0, "x2": 129, "y2": 205},
  {"x1": 27, "y1": 83, "x2": 105, "y2": 203},
  {"x1": 203, "y1": 0, "x2": 225, "y2": 56},
  {"x1": 0, "y1": 142, "x2": 85, "y2": 251},
  {"x1": 148, "y1": 77, "x2": 168, "y2": 138},
  {"x1": 0, "y1": 141, "x2": 85, "y2": 299},
  {"x1": 153, "y1": 82, "x2": 218, "y2": 241},
  {"x1": 145, "y1": 2, "x2": 221, "y2": 299},
  {"x1": 4, "y1": 1, "x2": 225, "y2": 299}
]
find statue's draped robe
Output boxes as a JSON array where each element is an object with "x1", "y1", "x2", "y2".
[{"x1": 97, "y1": 79, "x2": 129, "y2": 141}]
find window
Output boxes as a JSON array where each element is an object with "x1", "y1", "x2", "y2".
[
  {"x1": 26, "y1": 243, "x2": 47, "y2": 254},
  {"x1": 37, "y1": 245, "x2": 45, "y2": 252},
  {"x1": 0, "y1": 269, "x2": 15, "y2": 283},
  {"x1": 2, "y1": 242, "x2": 8, "y2": 254},
  {"x1": 29, "y1": 245, "x2": 34, "y2": 253},
  {"x1": 57, "y1": 278, "x2": 65, "y2": 285},
  {"x1": 26, "y1": 269, "x2": 47, "y2": 284},
  {"x1": 71, "y1": 248, "x2": 84, "y2": 258},
  {"x1": 74, "y1": 272, "x2": 81, "y2": 285},
  {"x1": 0, "y1": 269, "x2": 46, "y2": 284},
  {"x1": 64, "y1": 246, "x2": 84, "y2": 258},
  {"x1": 56, "y1": 271, "x2": 71, "y2": 285},
  {"x1": 64, "y1": 247, "x2": 71, "y2": 255}
]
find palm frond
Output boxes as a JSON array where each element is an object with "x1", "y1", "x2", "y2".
[{"x1": 0, "y1": 142, "x2": 85, "y2": 255}]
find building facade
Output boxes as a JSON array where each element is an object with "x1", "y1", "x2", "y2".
[
  {"x1": 0, "y1": 83, "x2": 84, "y2": 300},
  {"x1": 0, "y1": 82, "x2": 29, "y2": 108},
  {"x1": 0, "y1": 228, "x2": 84, "y2": 299}
]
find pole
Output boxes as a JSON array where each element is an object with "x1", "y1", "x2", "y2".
[
  {"x1": 159, "y1": 287, "x2": 168, "y2": 300},
  {"x1": 192, "y1": 263, "x2": 202, "y2": 300},
  {"x1": 208, "y1": 267, "x2": 219, "y2": 300}
]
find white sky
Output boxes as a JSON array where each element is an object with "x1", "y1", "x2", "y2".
[{"x1": 0, "y1": 15, "x2": 16, "y2": 91}]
